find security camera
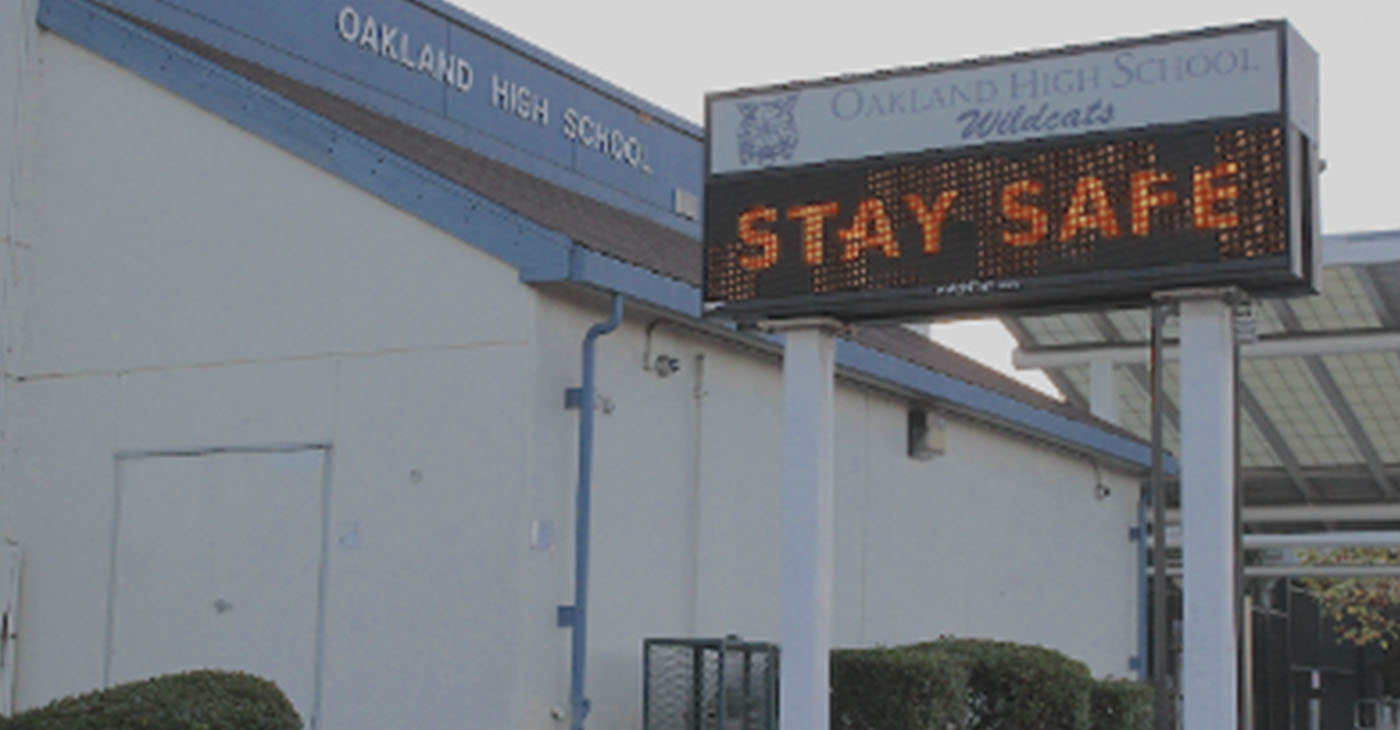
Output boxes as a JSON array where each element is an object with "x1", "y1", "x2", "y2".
[{"x1": 654, "y1": 355, "x2": 681, "y2": 377}]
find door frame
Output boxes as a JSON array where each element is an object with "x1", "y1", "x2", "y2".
[{"x1": 106, "y1": 442, "x2": 332, "y2": 730}]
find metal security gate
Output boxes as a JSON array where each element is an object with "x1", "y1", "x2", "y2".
[
  {"x1": 1249, "y1": 580, "x2": 1376, "y2": 730},
  {"x1": 644, "y1": 637, "x2": 778, "y2": 730}
]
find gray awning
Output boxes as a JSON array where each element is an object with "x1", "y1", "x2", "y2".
[{"x1": 1006, "y1": 229, "x2": 1400, "y2": 523}]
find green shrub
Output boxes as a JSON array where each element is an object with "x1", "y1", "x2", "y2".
[
  {"x1": 5, "y1": 670, "x2": 302, "y2": 730},
  {"x1": 916, "y1": 637, "x2": 1093, "y2": 730},
  {"x1": 831, "y1": 647, "x2": 968, "y2": 730},
  {"x1": 1089, "y1": 678, "x2": 1152, "y2": 730}
]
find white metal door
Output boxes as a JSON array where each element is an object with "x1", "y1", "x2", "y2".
[{"x1": 108, "y1": 448, "x2": 325, "y2": 726}]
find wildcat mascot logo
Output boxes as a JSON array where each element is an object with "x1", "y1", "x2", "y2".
[{"x1": 736, "y1": 94, "x2": 800, "y2": 167}]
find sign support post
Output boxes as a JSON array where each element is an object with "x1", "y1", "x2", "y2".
[
  {"x1": 1176, "y1": 293, "x2": 1238, "y2": 730},
  {"x1": 771, "y1": 319, "x2": 839, "y2": 730}
]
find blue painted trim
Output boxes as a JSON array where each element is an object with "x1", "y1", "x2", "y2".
[
  {"x1": 81, "y1": 0, "x2": 703, "y2": 240},
  {"x1": 40, "y1": 0, "x2": 1164, "y2": 472},
  {"x1": 569, "y1": 294, "x2": 624, "y2": 730},
  {"x1": 559, "y1": 248, "x2": 701, "y2": 318},
  {"x1": 39, "y1": 0, "x2": 572, "y2": 278}
]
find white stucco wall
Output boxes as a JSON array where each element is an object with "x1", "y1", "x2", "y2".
[
  {"x1": 526, "y1": 294, "x2": 1142, "y2": 730},
  {"x1": 2, "y1": 20, "x2": 1144, "y2": 730},
  {"x1": 6, "y1": 28, "x2": 540, "y2": 730}
]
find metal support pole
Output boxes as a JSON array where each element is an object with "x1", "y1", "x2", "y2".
[
  {"x1": 1234, "y1": 308, "x2": 1248, "y2": 730},
  {"x1": 1150, "y1": 304, "x2": 1171, "y2": 730},
  {"x1": 774, "y1": 321, "x2": 838, "y2": 730},
  {"x1": 1178, "y1": 296, "x2": 1238, "y2": 730}
]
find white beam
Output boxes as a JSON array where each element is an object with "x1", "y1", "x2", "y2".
[
  {"x1": 1178, "y1": 297, "x2": 1236, "y2": 730},
  {"x1": 778, "y1": 324, "x2": 836, "y2": 730},
  {"x1": 1323, "y1": 230, "x2": 1400, "y2": 266},
  {"x1": 1165, "y1": 503, "x2": 1400, "y2": 524},
  {"x1": 1166, "y1": 530, "x2": 1400, "y2": 549},
  {"x1": 1089, "y1": 358, "x2": 1118, "y2": 424},
  {"x1": 1013, "y1": 331, "x2": 1400, "y2": 369}
]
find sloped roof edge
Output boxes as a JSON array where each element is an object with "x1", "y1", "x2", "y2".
[{"x1": 36, "y1": 0, "x2": 1161, "y2": 472}]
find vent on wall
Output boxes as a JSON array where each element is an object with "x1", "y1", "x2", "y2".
[{"x1": 908, "y1": 408, "x2": 947, "y2": 461}]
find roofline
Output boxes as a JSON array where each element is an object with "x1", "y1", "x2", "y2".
[
  {"x1": 38, "y1": 0, "x2": 1161, "y2": 472},
  {"x1": 1322, "y1": 229, "x2": 1400, "y2": 266},
  {"x1": 80, "y1": 0, "x2": 703, "y2": 240}
]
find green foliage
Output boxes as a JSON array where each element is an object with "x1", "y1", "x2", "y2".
[
  {"x1": 831, "y1": 647, "x2": 968, "y2": 730},
  {"x1": 830, "y1": 639, "x2": 1148, "y2": 730},
  {"x1": 1088, "y1": 679, "x2": 1152, "y2": 730},
  {"x1": 1298, "y1": 547, "x2": 1400, "y2": 648},
  {"x1": 4, "y1": 670, "x2": 302, "y2": 730},
  {"x1": 917, "y1": 637, "x2": 1093, "y2": 730}
]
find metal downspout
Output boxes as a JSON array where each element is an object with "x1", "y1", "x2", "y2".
[
  {"x1": 1137, "y1": 485, "x2": 1150, "y2": 681},
  {"x1": 562, "y1": 294, "x2": 624, "y2": 730}
]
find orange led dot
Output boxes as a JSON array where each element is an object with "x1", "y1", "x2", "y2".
[
  {"x1": 1192, "y1": 161, "x2": 1241, "y2": 230},
  {"x1": 838, "y1": 198, "x2": 899, "y2": 261},
  {"x1": 1130, "y1": 169, "x2": 1177, "y2": 237},
  {"x1": 904, "y1": 190, "x2": 959, "y2": 255},
  {"x1": 736, "y1": 206, "x2": 779, "y2": 271},
  {"x1": 1059, "y1": 175, "x2": 1121, "y2": 242},
  {"x1": 1001, "y1": 179, "x2": 1048, "y2": 247},
  {"x1": 787, "y1": 202, "x2": 840, "y2": 266}
]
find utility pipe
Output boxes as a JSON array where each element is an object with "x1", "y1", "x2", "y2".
[{"x1": 562, "y1": 294, "x2": 623, "y2": 730}]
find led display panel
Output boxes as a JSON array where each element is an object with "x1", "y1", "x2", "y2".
[{"x1": 703, "y1": 21, "x2": 1320, "y2": 322}]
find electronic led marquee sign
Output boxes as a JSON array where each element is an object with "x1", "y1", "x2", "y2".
[{"x1": 702, "y1": 20, "x2": 1320, "y2": 322}]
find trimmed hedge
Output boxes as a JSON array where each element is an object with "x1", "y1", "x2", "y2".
[
  {"x1": 832, "y1": 647, "x2": 968, "y2": 730},
  {"x1": 918, "y1": 637, "x2": 1093, "y2": 730},
  {"x1": 832, "y1": 639, "x2": 1150, "y2": 730},
  {"x1": 1089, "y1": 678, "x2": 1153, "y2": 730},
  {"x1": 4, "y1": 670, "x2": 302, "y2": 730}
]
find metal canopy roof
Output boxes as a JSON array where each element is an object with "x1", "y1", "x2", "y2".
[{"x1": 1007, "y1": 229, "x2": 1400, "y2": 520}]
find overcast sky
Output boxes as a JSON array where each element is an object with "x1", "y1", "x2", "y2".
[{"x1": 449, "y1": 0, "x2": 1399, "y2": 396}]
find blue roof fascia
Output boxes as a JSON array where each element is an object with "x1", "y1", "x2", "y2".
[
  {"x1": 78, "y1": 0, "x2": 703, "y2": 241},
  {"x1": 521, "y1": 246, "x2": 703, "y2": 317},
  {"x1": 38, "y1": 0, "x2": 572, "y2": 278},
  {"x1": 38, "y1": 0, "x2": 1158, "y2": 473}
]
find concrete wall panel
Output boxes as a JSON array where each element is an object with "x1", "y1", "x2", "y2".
[{"x1": 16, "y1": 34, "x2": 531, "y2": 378}]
